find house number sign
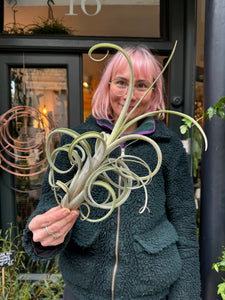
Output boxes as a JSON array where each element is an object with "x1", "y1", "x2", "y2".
[{"x1": 66, "y1": 0, "x2": 101, "y2": 16}]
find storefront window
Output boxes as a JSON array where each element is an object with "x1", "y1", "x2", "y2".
[{"x1": 4, "y1": 0, "x2": 161, "y2": 38}]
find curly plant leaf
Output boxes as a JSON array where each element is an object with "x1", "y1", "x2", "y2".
[{"x1": 46, "y1": 42, "x2": 208, "y2": 222}]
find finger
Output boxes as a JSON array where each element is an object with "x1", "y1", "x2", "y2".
[
  {"x1": 29, "y1": 206, "x2": 78, "y2": 231},
  {"x1": 32, "y1": 210, "x2": 79, "y2": 243},
  {"x1": 29, "y1": 205, "x2": 61, "y2": 231},
  {"x1": 45, "y1": 211, "x2": 79, "y2": 236},
  {"x1": 40, "y1": 217, "x2": 77, "y2": 247}
]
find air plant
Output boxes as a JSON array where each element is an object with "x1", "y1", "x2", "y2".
[{"x1": 46, "y1": 42, "x2": 207, "y2": 222}]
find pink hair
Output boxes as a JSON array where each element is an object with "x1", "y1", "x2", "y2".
[{"x1": 92, "y1": 45, "x2": 166, "y2": 122}]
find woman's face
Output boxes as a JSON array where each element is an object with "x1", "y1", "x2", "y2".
[{"x1": 109, "y1": 64, "x2": 154, "y2": 129}]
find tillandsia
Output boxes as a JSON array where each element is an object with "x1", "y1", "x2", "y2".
[{"x1": 46, "y1": 42, "x2": 208, "y2": 222}]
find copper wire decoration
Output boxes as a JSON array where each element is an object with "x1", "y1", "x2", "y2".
[{"x1": 0, "y1": 106, "x2": 56, "y2": 177}]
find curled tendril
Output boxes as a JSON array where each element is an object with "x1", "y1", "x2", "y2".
[
  {"x1": 88, "y1": 49, "x2": 110, "y2": 62},
  {"x1": 46, "y1": 42, "x2": 208, "y2": 222},
  {"x1": 79, "y1": 203, "x2": 91, "y2": 221}
]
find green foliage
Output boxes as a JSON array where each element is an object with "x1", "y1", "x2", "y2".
[
  {"x1": 192, "y1": 127, "x2": 203, "y2": 178},
  {"x1": 4, "y1": 18, "x2": 72, "y2": 35},
  {"x1": 0, "y1": 224, "x2": 64, "y2": 300},
  {"x1": 180, "y1": 118, "x2": 192, "y2": 137},
  {"x1": 204, "y1": 97, "x2": 225, "y2": 120},
  {"x1": 27, "y1": 18, "x2": 73, "y2": 35},
  {"x1": 180, "y1": 97, "x2": 225, "y2": 178},
  {"x1": 180, "y1": 97, "x2": 225, "y2": 136},
  {"x1": 212, "y1": 247, "x2": 225, "y2": 300}
]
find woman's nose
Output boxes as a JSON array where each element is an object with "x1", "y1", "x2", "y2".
[{"x1": 124, "y1": 87, "x2": 138, "y2": 99}]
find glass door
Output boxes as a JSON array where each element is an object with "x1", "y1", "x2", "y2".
[
  {"x1": 0, "y1": 53, "x2": 82, "y2": 234},
  {"x1": 8, "y1": 67, "x2": 68, "y2": 232}
]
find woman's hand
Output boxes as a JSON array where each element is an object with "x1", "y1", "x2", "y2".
[{"x1": 28, "y1": 205, "x2": 79, "y2": 247}]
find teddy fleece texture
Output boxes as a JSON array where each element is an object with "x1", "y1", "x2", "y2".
[{"x1": 23, "y1": 115, "x2": 201, "y2": 300}]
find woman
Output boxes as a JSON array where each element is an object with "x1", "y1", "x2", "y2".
[{"x1": 23, "y1": 45, "x2": 201, "y2": 299}]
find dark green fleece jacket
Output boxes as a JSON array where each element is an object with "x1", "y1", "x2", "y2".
[{"x1": 23, "y1": 115, "x2": 201, "y2": 300}]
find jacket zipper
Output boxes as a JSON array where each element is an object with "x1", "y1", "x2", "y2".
[{"x1": 111, "y1": 146, "x2": 125, "y2": 300}]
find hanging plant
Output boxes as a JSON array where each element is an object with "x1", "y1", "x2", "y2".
[
  {"x1": 27, "y1": 0, "x2": 72, "y2": 35},
  {"x1": 4, "y1": 0, "x2": 73, "y2": 35},
  {"x1": 26, "y1": 17, "x2": 73, "y2": 35}
]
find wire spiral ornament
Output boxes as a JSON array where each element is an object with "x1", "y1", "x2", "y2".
[{"x1": 0, "y1": 106, "x2": 56, "y2": 177}]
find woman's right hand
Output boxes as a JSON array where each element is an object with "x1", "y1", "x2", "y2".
[{"x1": 28, "y1": 205, "x2": 79, "y2": 247}]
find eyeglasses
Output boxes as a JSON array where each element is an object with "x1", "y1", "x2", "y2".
[{"x1": 109, "y1": 78, "x2": 153, "y2": 98}]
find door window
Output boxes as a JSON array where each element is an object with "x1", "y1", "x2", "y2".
[{"x1": 10, "y1": 67, "x2": 68, "y2": 232}]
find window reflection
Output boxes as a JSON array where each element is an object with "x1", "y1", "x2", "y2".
[
  {"x1": 11, "y1": 68, "x2": 68, "y2": 128},
  {"x1": 10, "y1": 67, "x2": 68, "y2": 232},
  {"x1": 82, "y1": 53, "x2": 111, "y2": 121}
]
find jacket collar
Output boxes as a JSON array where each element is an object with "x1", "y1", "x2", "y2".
[
  {"x1": 94, "y1": 115, "x2": 171, "y2": 141},
  {"x1": 96, "y1": 116, "x2": 156, "y2": 136}
]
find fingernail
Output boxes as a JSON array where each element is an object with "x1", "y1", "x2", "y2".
[
  {"x1": 71, "y1": 210, "x2": 79, "y2": 217},
  {"x1": 62, "y1": 208, "x2": 70, "y2": 216}
]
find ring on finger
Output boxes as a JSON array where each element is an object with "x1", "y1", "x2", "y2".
[{"x1": 45, "y1": 226, "x2": 60, "y2": 239}]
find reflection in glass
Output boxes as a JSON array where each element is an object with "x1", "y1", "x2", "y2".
[
  {"x1": 82, "y1": 53, "x2": 112, "y2": 121},
  {"x1": 10, "y1": 68, "x2": 68, "y2": 232}
]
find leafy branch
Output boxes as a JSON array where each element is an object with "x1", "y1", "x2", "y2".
[
  {"x1": 180, "y1": 96, "x2": 225, "y2": 136},
  {"x1": 212, "y1": 247, "x2": 225, "y2": 300},
  {"x1": 204, "y1": 97, "x2": 225, "y2": 120},
  {"x1": 180, "y1": 97, "x2": 224, "y2": 178}
]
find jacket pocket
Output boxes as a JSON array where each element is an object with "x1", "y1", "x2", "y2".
[
  {"x1": 133, "y1": 219, "x2": 182, "y2": 295},
  {"x1": 133, "y1": 219, "x2": 178, "y2": 254}
]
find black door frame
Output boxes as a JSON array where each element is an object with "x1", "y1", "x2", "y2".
[{"x1": 0, "y1": 53, "x2": 83, "y2": 235}]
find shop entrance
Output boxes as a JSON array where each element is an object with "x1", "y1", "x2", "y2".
[{"x1": 0, "y1": 0, "x2": 196, "y2": 235}]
